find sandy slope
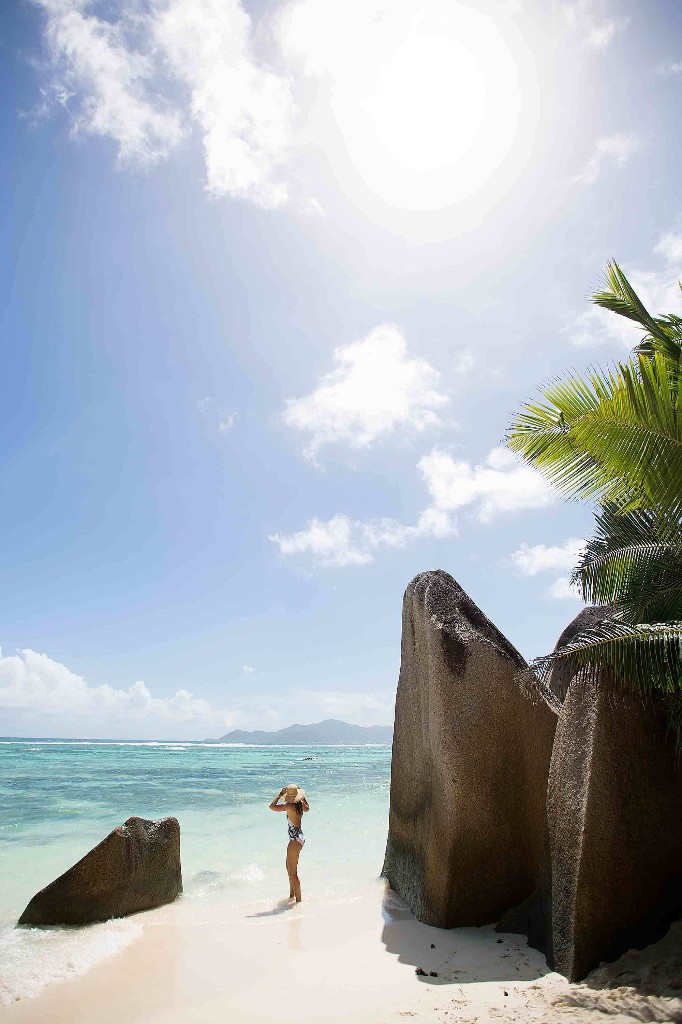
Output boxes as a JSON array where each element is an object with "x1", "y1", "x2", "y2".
[{"x1": 1, "y1": 883, "x2": 679, "y2": 1024}]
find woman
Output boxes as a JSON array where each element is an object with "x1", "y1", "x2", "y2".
[{"x1": 269, "y1": 784, "x2": 309, "y2": 903}]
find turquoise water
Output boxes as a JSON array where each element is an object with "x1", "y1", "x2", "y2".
[{"x1": 0, "y1": 739, "x2": 391, "y2": 1004}]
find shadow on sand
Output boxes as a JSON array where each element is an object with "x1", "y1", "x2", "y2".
[
  {"x1": 380, "y1": 886, "x2": 550, "y2": 987},
  {"x1": 246, "y1": 898, "x2": 300, "y2": 919}
]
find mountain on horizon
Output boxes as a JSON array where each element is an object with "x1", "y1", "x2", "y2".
[{"x1": 208, "y1": 718, "x2": 393, "y2": 745}]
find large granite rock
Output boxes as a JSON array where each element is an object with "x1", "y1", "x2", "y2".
[
  {"x1": 500, "y1": 603, "x2": 682, "y2": 979},
  {"x1": 543, "y1": 668, "x2": 682, "y2": 981},
  {"x1": 19, "y1": 816, "x2": 182, "y2": 926},
  {"x1": 382, "y1": 570, "x2": 557, "y2": 927}
]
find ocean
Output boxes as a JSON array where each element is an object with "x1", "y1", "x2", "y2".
[{"x1": 0, "y1": 739, "x2": 392, "y2": 1005}]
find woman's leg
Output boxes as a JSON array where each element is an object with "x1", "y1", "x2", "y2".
[
  {"x1": 286, "y1": 840, "x2": 302, "y2": 902},
  {"x1": 285, "y1": 844, "x2": 294, "y2": 898}
]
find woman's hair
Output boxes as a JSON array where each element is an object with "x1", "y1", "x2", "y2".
[{"x1": 294, "y1": 797, "x2": 309, "y2": 814}]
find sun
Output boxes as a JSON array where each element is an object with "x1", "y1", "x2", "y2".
[{"x1": 325, "y1": 4, "x2": 526, "y2": 213}]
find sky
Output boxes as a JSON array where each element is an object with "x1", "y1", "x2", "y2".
[{"x1": 1, "y1": 0, "x2": 681, "y2": 739}]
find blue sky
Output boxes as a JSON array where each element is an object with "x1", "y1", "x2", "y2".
[{"x1": 1, "y1": 0, "x2": 681, "y2": 739}]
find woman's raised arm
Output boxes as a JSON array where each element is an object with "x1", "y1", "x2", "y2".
[{"x1": 269, "y1": 788, "x2": 287, "y2": 811}]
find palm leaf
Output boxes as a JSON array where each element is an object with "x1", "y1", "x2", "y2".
[
  {"x1": 521, "y1": 618, "x2": 682, "y2": 703},
  {"x1": 572, "y1": 504, "x2": 682, "y2": 621},
  {"x1": 508, "y1": 262, "x2": 682, "y2": 746},
  {"x1": 507, "y1": 354, "x2": 682, "y2": 524},
  {"x1": 592, "y1": 261, "x2": 682, "y2": 364}
]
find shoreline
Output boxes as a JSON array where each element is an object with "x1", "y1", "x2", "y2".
[
  {"x1": 0, "y1": 882, "x2": 550, "y2": 1023},
  {"x1": 3, "y1": 881, "x2": 680, "y2": 1024}
]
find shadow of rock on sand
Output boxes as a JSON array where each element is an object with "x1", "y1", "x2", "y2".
[{"x1": 380, "y1": 887, "x2": 549, "y2": 987}]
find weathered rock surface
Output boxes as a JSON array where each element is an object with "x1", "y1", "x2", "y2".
[
  {"x1": 382, "y1": 570, "x2": 557, "y2": 928},
  {"x1": 19, "y1": 816, "x2": 182, "y2": 926},
  {"x1": 547, "y1": 603, "x2": 618, "y2": 703},
  {"x1": 501, "y1": 601, "x2": 682, "y2": 982},
  {"x1": 544, "y1": 668, "x2": 682, "y2": 981}
]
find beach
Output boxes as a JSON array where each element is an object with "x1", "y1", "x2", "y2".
[
  {"x1": 2, "y1": 740, "x2": 681, "y2": 1024},
  {"x1": 0, "y1": 877, "x2": 565, "y2": 1024},
  {"x1": 4, "y1": 878, "x2": 682, "y2": 1024}
]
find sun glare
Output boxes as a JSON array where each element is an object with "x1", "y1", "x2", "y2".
[
  {"x1": 367, "y1": 36, "x2": 486, "y2": 174},
  {"x1": 328, "y1": 5, "x2": 525, "y2": 213}
]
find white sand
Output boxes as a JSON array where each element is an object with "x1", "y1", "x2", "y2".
[{"x1": 1, "y1": 883, "x2": 680, "y2": 1023}]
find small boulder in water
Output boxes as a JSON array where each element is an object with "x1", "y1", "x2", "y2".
[{"x1": 18, "y1": 816, "x2": 182, "y2": 926}]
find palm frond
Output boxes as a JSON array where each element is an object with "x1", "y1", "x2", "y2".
[
  {"x1": 521, "y1": 620, "x2": 682, "y2": 721},
  {"x1": 508, "y1": 354, "x2": 682, "y2": 523},
  {"x1": 592, "y1": 261, "x2": 682, "y2": 364},
  {"x1": 571, "y1": 504, "x2": 682, "y2": 621},
  {"x1": 511, "y1": 262, "x2": 682, "y2": 746},
  {"x1": 592, "y1": 261, "x2": 657, "y2": 330}
]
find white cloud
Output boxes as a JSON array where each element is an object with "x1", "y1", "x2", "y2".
[
  {"x1": 35, "y1": 0, "x2": 185, "y2": 164},
  {"x1": 503, "y1": 537, "x2": 585, "y2": 602},
  {"x1": 282, "y1": 325, "x2": 451, "y2": 461},
  {"x1": 573, "y1": 133, "x2": 639, "y2": 186},
  {"x1": 303, "y1": 196, "x2": 325, "y2": 218},
  {"x1": 585, "y1": 18, "x2": 628, "y2": 50},
  {"x1": 568, "y1": 303, "x2": 636, "y2": 349},
  {"x1": 34, "y1": 0, "x2": 294, "y2": 206},
  {"x1": 0, "y1": 649, "x2": 396, "y2": 735},
  {"x1": 567, "y1": 241, "x2": 682, "y2": 350},
  {"x1": 418, "y1": 447, "x2": 555, "y2": 524},
  {"x1": 242, "y1": 665, "x2": 255, "y2": 674},
  {"x1": 655, "y1": 233, "x2": 682, "y2": 264},
  {"x1": 0, "y1": 649, "x2": 238, "y2": 738},
  {"x1": 198, "y1": 397, "x2": 238, "y2": 434},
  {"x1": 505, "y1": 537, "x2": 586, "y2": 575},
  {"x1": 153, "y1": 0, "x2": 294, "y2": 206},
  {"x1": 270, "y1": 515, "x2": 371, "y2": 568},
  {"x1": 218, "y1": 412, "x2": 237, "y2": 433},
  {"x1": 546, "y1": 576, "x2": 582, "y2": 600},
  {"x1": 561, "y1": 2, "x2": 628, "y2": 51},
  {"x1": 656, "y1": 61, "x2": 682, "y2": 76},
  {"x1": 268, "y1": 508, "x2": 456, "y2": 568},
  {"x1": 270, "y1": 447, "x2": 555, "y2": 568}
]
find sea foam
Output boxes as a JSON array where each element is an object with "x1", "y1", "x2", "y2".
[{"x1": 0, "y1": 918, "x2": 143, "y2": 1005}]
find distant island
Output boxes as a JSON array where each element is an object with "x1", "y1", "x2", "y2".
[{"x1": 207, "y1": 718, "x2": 393, "y2": 745}]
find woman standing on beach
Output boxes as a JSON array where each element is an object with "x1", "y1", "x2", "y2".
[{"x1": 269, "y1": 784, "x2": 309, "y2": 903}]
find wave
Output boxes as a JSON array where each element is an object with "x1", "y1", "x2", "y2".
[
  {"x1": 0, "y1": 740, "x2": 249, "y2": 748},
  {"x1": 0, "y1": 740, "x2": 390, "y2": 748},
  {"x1": 0, "y1": 917, "x2": 143, "y2": 1006}
]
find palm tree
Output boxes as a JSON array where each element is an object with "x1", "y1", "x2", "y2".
[{"x1": 507, "y1": 263, "x2": 682, "y2": 743}]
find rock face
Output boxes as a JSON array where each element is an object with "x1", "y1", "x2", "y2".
[
  {"x1": 382, "y1": 570, "x2": 557, "y2": 928},
  {"x1": 19, "y1": 816, "x2": 182, "y2": 926},
  {"x1": 543, "y1": 669, "x2": 682, "y2": 981},
  {"x1": 547, "y1": 603, "x2": 618, "y2": 703},
  {"x1": 499, "y1": 605, "x2": 682, "y2": 981}
]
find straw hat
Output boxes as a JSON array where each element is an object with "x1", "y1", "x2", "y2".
[{"x1": 285, "y1": 784, "x2": 306, "y2": 802}]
